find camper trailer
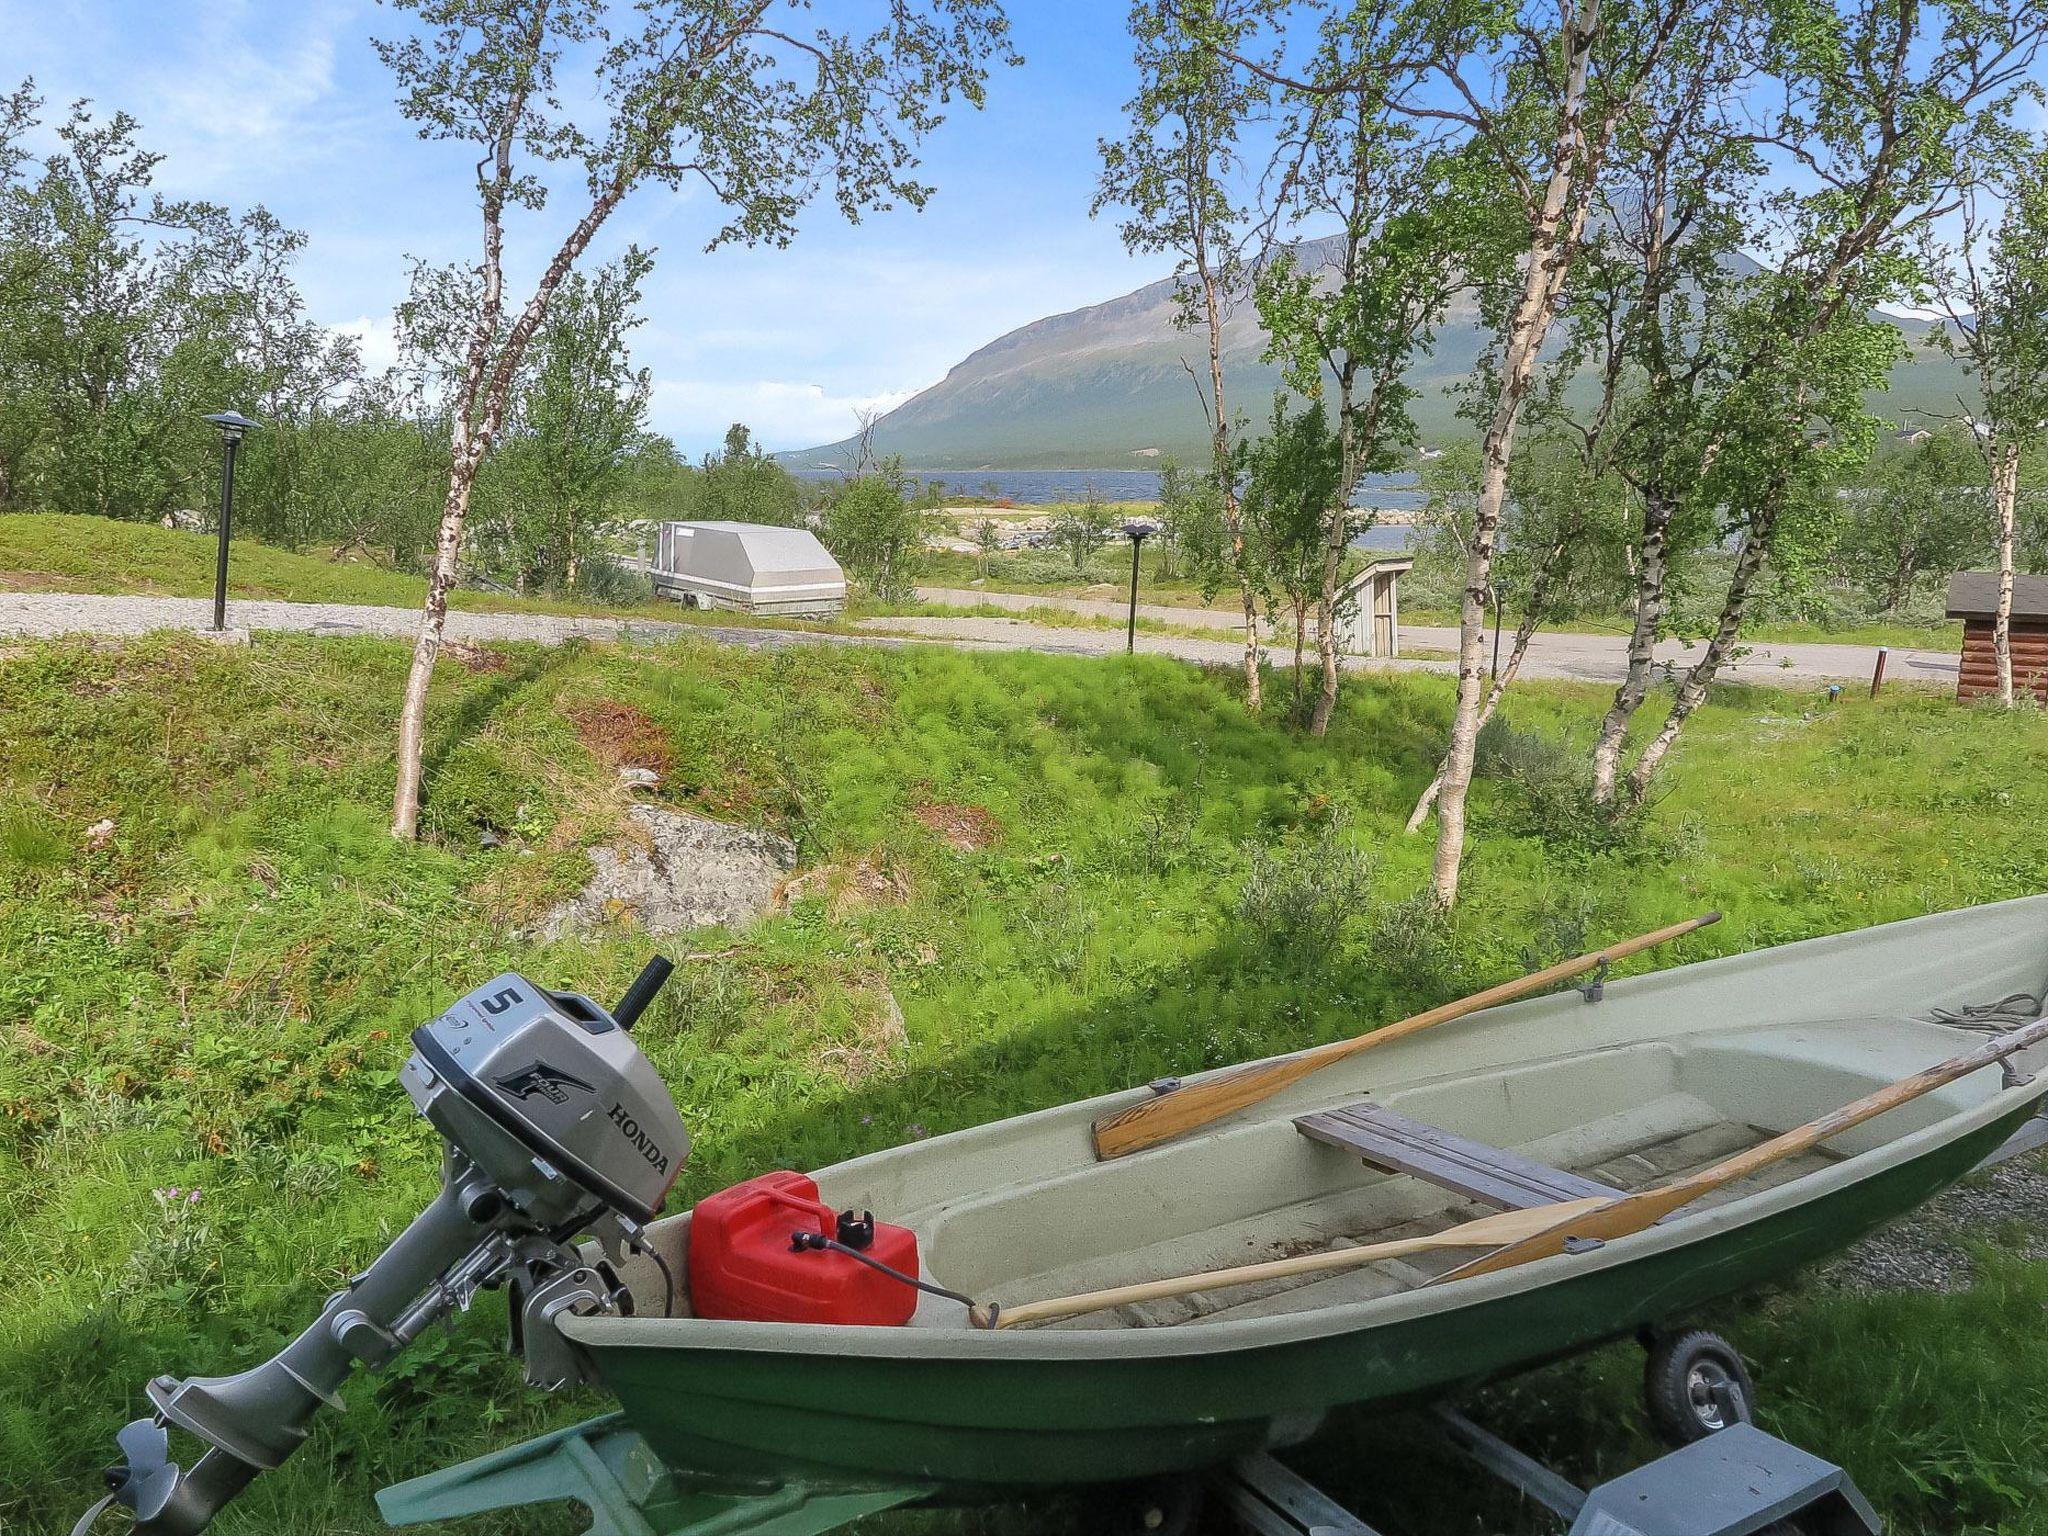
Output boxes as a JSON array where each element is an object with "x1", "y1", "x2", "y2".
[{"x1": 650, "y1": 521, "x2": 846, "y2": 618}]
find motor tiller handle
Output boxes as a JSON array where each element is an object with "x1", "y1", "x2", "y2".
[{"x1": 613, "y1": 955, "x2": 674, "y2": 1031}]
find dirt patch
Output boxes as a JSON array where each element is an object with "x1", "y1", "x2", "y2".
[
  {"x1": 779, "y1": 850, "x2": 912, "y2": 915},
  {"x1": 914, "y1": 800, "x2": 1001, "y2": 851},
  {"x1": 567, "y1": 698, "x2": 674, "y2": 775},
  {"x1": 0, "y1": 570, "x2": 75, "y2": 592},
  {"x1": 443, "y1": 640, "x2": 513, "y2": 672}
]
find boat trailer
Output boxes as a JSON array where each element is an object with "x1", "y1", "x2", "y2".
[{"x1": 379, "y1": 1328, "x2": 1880, "y2": 1536}]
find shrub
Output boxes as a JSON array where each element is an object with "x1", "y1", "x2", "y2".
[{"x1": 1234, "y1": 817, "x2": 1377, "y2": 978}]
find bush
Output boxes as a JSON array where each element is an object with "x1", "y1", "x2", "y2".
[
  {"x1": 1234, "y1": 817, "x2": 1377, "y2": 978},
  {"x1": 1477, "y1": 717, "x2": 1646, "y2": 860},
  {"x1": 1361, "y1": 892, "x2": 1468, "y2": 1002}
]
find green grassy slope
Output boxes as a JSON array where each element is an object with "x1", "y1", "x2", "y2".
[{"x1": 1, "y1": 633, "x2": 2044, "y2": 1533}]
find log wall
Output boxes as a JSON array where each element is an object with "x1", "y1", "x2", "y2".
[{"x1": 1957, "y1": 617, "x2": 2048, "y2": 701}]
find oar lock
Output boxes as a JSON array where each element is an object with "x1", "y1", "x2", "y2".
[{"x1": 1577, "y1": 956, "x2": 1611, "y2": 1004}]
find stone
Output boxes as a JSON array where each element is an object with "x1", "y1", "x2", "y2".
[{"x1": 542, "y1": 805, "x2": 796, "y2": 939}]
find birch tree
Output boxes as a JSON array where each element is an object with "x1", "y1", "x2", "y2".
[
  {"x1": 1928, "y1": 139, "x2": 2048, "y2": 707},
  {"x1": 1097, "y1": 0, "x2": 1270, "y2": 709},
  {"x1": 1588, "y1": 0, "x2": 2048, "y2": 803},
  {"x1": 381, "y1": 0, "x2": 1016, "y2": 838},
  {"x1": 1253, "y1": 0, "x2": 1480, "y2": 736},
  {"x1": 1412, "y1": 0, "x2": 1690, "y2": 906}
]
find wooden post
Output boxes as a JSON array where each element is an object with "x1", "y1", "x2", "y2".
[{"x1": 1869, "y1": 646, "x2": 1889, "y2": 698}]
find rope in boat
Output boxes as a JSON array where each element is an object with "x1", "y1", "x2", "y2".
[{"x1": 1927, "y1": 993, "x2": 2042, "y2": 1033}]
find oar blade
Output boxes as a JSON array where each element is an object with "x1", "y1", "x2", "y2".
[{"x1": 1091, "y1": 1056, "x2": 1315, "y2": 1159}]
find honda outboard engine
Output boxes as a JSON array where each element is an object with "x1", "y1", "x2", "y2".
[{"x1": 90, "y1": 958, "x2": 687, "y2": 1535}]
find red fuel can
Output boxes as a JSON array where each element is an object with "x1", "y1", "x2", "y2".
[{"x1": 687, "y1": 1170, "x2": 921, "y2": 1326}]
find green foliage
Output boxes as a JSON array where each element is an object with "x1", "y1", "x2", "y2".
[
  {"x1": 1240, "y1": 394, "x2": 1342, "y2": 697},
  {"x1": 824, "y1": 463, "x2": 935, "y2": 602},
  {"x1": 2, "y1": 628, "x2": 2045, "y2": 1531},
  {"x1": 0, "y1": 85, "x2": 362, "y2": 527},
  {"x1": 683, "y1": 423, "x2": 807, "y2": 528},
  {"x1": 1233, "y1": 816, "x2": 1376, "y2": 980},
  {"x1": 1047, "y1": 486, "x2": 1117, "y2": 570},
  {"x1": 486, "y1": 253, "x2": 656, "y2": 593},
  {"x1": 1832, "y1": 429, "x2": 1992, "y2": 613}
]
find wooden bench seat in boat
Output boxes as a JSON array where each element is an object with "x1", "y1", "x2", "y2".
[{"x1": 1295, "y1": 1101, "x2": 1624, "y2": 1211}]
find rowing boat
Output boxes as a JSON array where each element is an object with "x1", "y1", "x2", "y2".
[{"x1": 558, "y1": 897, "x2": 2047, "y2": 1494}]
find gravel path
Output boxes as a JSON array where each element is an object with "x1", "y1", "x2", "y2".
[
  {"x1": 0, "y1": 590, "x2": 1960, "y2": 692},
  {"x1": 0, "y1": 591, "x2": 1430, "y2": 675},
  {"x1": 1822, "y1": 1142, "x2": 2048, "y2": 1294},
  {"x1": 915, "y1": 584, "x2": 1961, "y2": 687}
]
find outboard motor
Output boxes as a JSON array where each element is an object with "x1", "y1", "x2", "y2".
[{"x1": 88, "y1": 958, "x2": 688, "y2": 1535}]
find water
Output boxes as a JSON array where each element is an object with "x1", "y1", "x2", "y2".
[{"x1": 788, "y1": 467, "x2": 1424, "y2": 551}]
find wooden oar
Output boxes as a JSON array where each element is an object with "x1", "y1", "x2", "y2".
[
  {"x1": 1428, "y1": 1009, "x2": 2048, "y2": 1288},
  {"x1": 970, "y1": 1196, "x2": 1611, "y2": 1330},
  {"x1": 1090, "y1": 912, "x2": 1723, "y2": 1161}
]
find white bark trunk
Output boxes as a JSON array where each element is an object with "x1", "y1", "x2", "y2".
[
  {"x1": 392, "y1": 451, "x2": 480, "y2": 838},
  {"x1": 1406, "y1": 535, "x2": 1568, "y2": 833},
  {"x1": 1590, "y1": 492, "x2": 1674, "y2": 804},
  {"x1": 1623, "y1": 504, "x2": 1777, "y2": 803},
  {"x1": 1429, "y1": 0, "x2": 1602, "y2": 907},
  {"x1": 1991, "y1": 439, "x2": 2019, "y2": 708},
  {"x1": 1202, "y1": 271, "x2": 1262, "y2": 711}
]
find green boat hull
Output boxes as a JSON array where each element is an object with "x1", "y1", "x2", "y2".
[{"x1": 586, "y1": 1101, "x2": 2033, "y2": 1493}]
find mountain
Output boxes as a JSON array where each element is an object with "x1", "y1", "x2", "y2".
[{"x1": 782, "y1": 235, "x2": 1971, "y2": 472}]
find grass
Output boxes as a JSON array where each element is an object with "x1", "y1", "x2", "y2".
[
  {"x1": 0, "y1": 511, "x2": 878, "y2": 632},
  {"x1": 4, "y1": 512, "x2": 1964, "y2": 657},
  {"x1": 1, "y1": 608, "x2": 2045, "y2": 1532}
]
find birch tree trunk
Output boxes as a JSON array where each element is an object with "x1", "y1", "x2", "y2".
[
  {"x1": 392, "y1": 452, "x2": 481, "y2": 837},
  {"x1": 1428, "y1": 0, "x2": 1601, "y2": 906},
  {"x1": 1406, "y1": 535, "x2": 1569, "y2": 832},
  {"x1": 1204, "y1": 272, "x2": 1263, "y2": 710},
  {"x1": 1589, "y1": 492, "x2": 1674, "y2": 803},
  {"x1": 1312, "y1": 389, "x2": 1369, "y2": 737},
  {"x1": 390, "y1": 171, "x2": 628, "y2": 838},
  {"x1": 1622, "y1": 503, "x2": 1777, "y2": 804},
  {"x1": 1990, "y1": 437, "x2": 2020, "y2": 708}
]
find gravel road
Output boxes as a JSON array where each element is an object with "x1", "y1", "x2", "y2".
[
  {"x1": 914, "y1": 585, "x2": 1960, "y2": 688},
  {"x1": 0, "y1": 590, "x2": 1960, "y2": 691}
]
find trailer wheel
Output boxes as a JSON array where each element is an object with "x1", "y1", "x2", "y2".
[
  {"x1": 1110, "y1": 1474, "x2": 1204, "y2": 1536},
  {"x1": 1643, "y1": 1328, "x2": 1756, "y2": 1447}
]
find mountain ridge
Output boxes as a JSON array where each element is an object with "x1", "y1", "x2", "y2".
[{"x1": 782, "y1": 237, "x2": 1967, "y2": 472}]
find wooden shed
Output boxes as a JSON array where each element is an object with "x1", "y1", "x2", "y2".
[
  {"x1": 1335, "y1": 555, "x2": 1413, "y2": 658},
  {"x1": 1945, "y1": 570, "x2": 2048, "y2": 702}
]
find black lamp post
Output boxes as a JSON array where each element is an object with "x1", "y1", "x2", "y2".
[
  {"x1": 202, "y1": 411, "x2": 259, "y2": 632},
  {"x1": 1122, "y1": 521, "x2": 1152, "y2": 654}
]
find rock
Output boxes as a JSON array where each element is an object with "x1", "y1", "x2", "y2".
[
  {"x1": 161, "y1": 509, "x2": 207, "y2": 532},
  {"x1": 617, "y1": 766, "x2": 661, "y2": 791},
  {"x1": 542, "y1": 805, "x2": 795, "y2": 939}
]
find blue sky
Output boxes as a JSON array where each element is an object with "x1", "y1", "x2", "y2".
[{"x1": 1, "y1": 1, "x2": 1166, "y2": 455}]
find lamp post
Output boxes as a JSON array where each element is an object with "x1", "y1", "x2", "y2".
[
  {"x1": 202, "y1": 412, "x2": 259, "y2": 632},
  {"x1": 1122, "y1": 521, "x2": 1152, "y2": 654}
]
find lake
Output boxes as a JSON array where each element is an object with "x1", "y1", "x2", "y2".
[{"x1": 788, "y1": 467, "x2": 1426, "y2": 551}]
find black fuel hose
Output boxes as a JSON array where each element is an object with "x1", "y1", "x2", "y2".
[{"x1": 789, "y1": 1232, "x2": 979, "y2": 1310}]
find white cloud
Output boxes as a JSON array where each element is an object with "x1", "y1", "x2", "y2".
[
  {"x1": 650, "y1": 379, "x2": 926, "y2": 454},
  {"x1": 331, "y1": 315, "x2": 400, "y2": 376}
]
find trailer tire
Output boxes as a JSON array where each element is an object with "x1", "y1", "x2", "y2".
[{"x1": 1644, "y1": 1328, "x2": 1756, "y2": 1447}]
